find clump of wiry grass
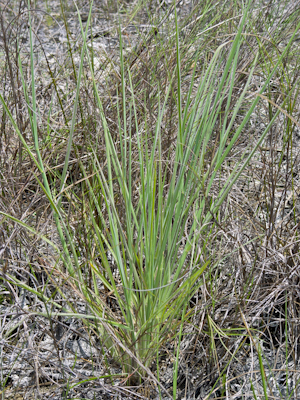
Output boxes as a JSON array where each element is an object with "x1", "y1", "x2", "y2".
[{"x1": 0, "y1": 0, "x2": 300, "y2": 398}]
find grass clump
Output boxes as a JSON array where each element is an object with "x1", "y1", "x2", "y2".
[{"x1": 0, "y1": 0, "x2": 300, "y2": 398}]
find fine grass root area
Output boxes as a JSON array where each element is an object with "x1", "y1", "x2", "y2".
[{"x1": 0, "y1": 0, "x2": 300, "y2": 399}]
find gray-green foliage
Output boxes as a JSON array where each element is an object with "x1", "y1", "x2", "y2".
[{"x1": 0, "y1": 0, "x2": 299, "y2": 396}]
